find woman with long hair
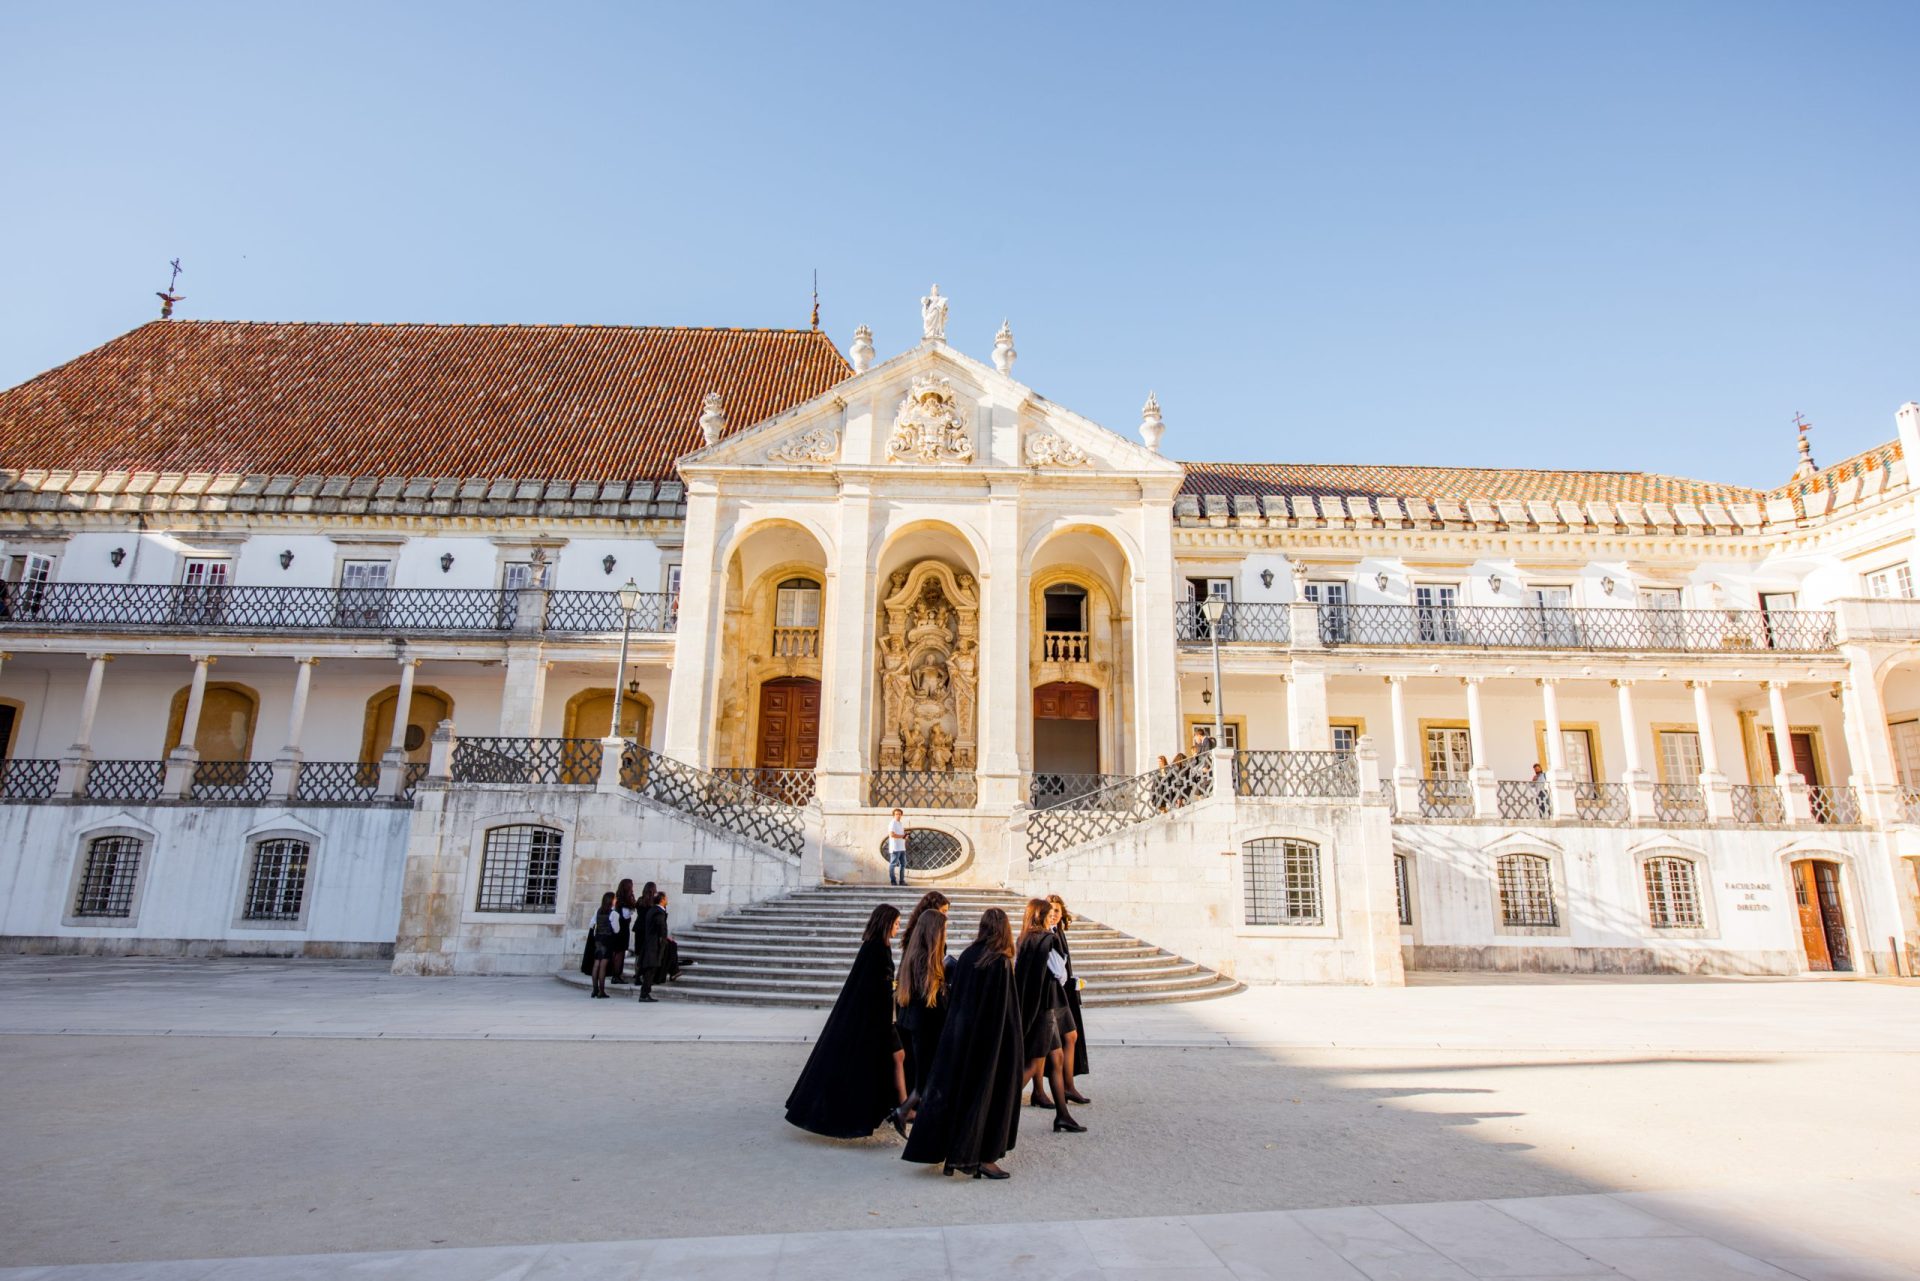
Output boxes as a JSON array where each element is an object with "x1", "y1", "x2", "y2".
[
  {"x1": 1048, "y1": 894, "x2": 1090, "y2": 1104},
  {"x1": 899, "y1": 889, "x2": 950, "y2": 957},
  {"x1": 784, "y1": 903, "x2": 910, "y2": 1139},
  {"x1": 1015, "y1": 897, "x2": 1084, "y2": 1132},
  {"x1": 635, "y1": 887, "x2": 668, "y2": 1003},
  {"x1": 902, "y1": 908, "x2": 1023, "y2": 1179},
  {"x1": 587, "y1": 891, "x2": 618, "y2": 998},
  {"x1": 895, "y1": 907, "x2": 950, "y2": 1120},
  {"x1": 604, "y1": 878, "x2": 637, "y2": 988}
]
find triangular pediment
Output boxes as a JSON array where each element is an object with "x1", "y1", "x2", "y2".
[{"x1": 679, "y1": 340, "x2": 1182, "y2": 480}]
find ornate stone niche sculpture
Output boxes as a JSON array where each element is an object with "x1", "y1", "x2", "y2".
[
  {"x1": 876, "y1": 561, "x2": 980, "y2": 774},
  {"x1": 889, "y1": 376, "x2": 973, "y2": 465}
]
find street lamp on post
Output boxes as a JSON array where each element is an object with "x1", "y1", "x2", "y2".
[
  {"x1": 1201, "y1": 595, "x2": 1227, "y2": 748},
  {"x1": 610, "y1": 579, "x2": 642, "y2": 742}
]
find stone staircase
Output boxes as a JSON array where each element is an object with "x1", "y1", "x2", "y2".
[{"x1": 563, "y1": 884, "x2": 1242, "y2": 1007}]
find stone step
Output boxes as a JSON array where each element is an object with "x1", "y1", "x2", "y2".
[
  {"x1": 675, "y1": 940, "x2": 1178, "y2": 967},
  {"x1": 554, "y1": 969, "x2": 1243, "y2": 1008},
  {"x1": 675, "y1": 957, "x2": 1207, "y2": 985},
  {"x1": 668, "y1": 965, "x2": 1224, "y2": 997}
]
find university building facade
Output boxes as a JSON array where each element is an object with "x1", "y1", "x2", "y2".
[{"x1": 3, "y1": 291, "x2": 1918, "y2": 984}]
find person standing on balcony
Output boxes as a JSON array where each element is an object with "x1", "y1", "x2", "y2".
[
  {"x1": 1015, "y1": 898, "x2": 1085, "y2": 1133},
  {"x1": 1531, "y1": 763, "x2": 1550, "y2": 818},
  {"x1": 784, "y1": 903, "x2": 911, "y2": 1139},
  {"x1": 902, "y1": 907, "x2": 1023, "y2": 1179},
  {"x1": 887, "y1": 809, "x2": 909, "y2": 886}
]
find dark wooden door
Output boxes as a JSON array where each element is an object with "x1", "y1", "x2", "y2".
[
  {"x1": 1764, "y1": 732, "x2": 1821, "y2": 784},
  {"x1": 1813, "y1": 861, "x2": 1852, "y2": 972},
  {"x1": 756, "y1": 678, "x2": 820, "y2": 770},
  {"x1": 1791, "y1": 860, "x2": 1831, "y2": 970},
  {"x1": 1033, "y1": 681, "x2": 1100, "y2": 777}
]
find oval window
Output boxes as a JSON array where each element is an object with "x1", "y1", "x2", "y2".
[{"x1": 878, "y1": 828, "x2": 963, "y2": 872}]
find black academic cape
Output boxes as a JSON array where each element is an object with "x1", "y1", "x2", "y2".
[
  {"x1": 784, "y1": 936, "x2": 900, "y2": 1139},
  {"x1": 1057, "y1": 927, "x2": 1090, "y2": 1077},
  {"x1": 900, "y1": 940, "x2": 1022, "y2": 1168},
  {"x1": 1014, "y1": 932, "x2": 1066, "y2": 1061},
  {"x1": 636, "y1": 904, "x2": 668, "y2": 971}
]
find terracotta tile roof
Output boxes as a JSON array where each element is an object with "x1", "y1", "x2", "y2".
[
  {"x1": 1178, "y1": 460, "x2": 1762, "y2": 504},
  {"x1": 0, "y1": 320, "x2": 850, "y2": 481},
  {"x1": 1767, "y1": 439, "x2": 1903, "y2": 501}
]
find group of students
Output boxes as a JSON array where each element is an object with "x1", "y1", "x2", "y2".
[
  {"x1": 783, "y1": 891, "x2": 1089, "y2": 1181},
  {"x1": 580, "y1": 878, "x2": 687, "y2": 1000}
]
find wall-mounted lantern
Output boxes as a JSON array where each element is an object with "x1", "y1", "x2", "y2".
[
  {"x1": 603, "y1": 555, "x2": 618, "y2": 575},
  {"x1": 1375, "y1": 571, "x2": 1389, "y2": 592},
  {"x1": 1488, "y1": 574, "x2": 1503, "y2": 595},
  {"x1": 1601, "y1": 576, "x2": 1616, "y2": 596},
  {"x1": 109, "y1": 547, "x2": 126, "y2": 568},
  {"x1": 1259, "y1": 568, "x2": 1274, "y2": 589},
  {"x1": 440, "y1": 553, "x2": 455, "y2": 573},
  {"x1": 279, "y1": 550, "x2": 295, "y2": 570}
]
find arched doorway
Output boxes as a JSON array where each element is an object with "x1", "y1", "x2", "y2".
[
  {"x1": 164, "y1": 682, "x2": 258, "y2": 760},
  {"x1": 1790, "y1": 858, "x2": 1852, "y2": 972},
  {"x1": 1033, "y1": 680, "x2": 1100, "y2": 791},
  {"x1": 563, "y1": 688, "x2": 653, "y2": 746},
  {"x1": 360, "y1": 686, "x2": 454, "y2": 766},
  {"x1": 756, "y1": 676, "x2": 821, "y2": 772}
]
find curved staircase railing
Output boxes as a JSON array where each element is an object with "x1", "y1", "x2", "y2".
[
  {"x1": 1026, "y1": 754, "x2": 1212, "y2": 864},
  {"x1": 617, "y1": 742, "x2": 806, "y2": 859}
]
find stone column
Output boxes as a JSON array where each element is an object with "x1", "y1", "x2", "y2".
[
  {"x1": 1838, "y1": 646, "x2": 1898, "y2": 825},
  {"x1": 56, "y1": 652, "x2": 111, "y2": 797},
  {"x1": 1691, "y1": 680, "x2": 1733, "y2": 820},
  {"x1": 1766, "y1": 680, "x2": 1812, "y2": 820},
  {"x1": 1132, "y1": 493, "x2": 1182, "y2": 774},
  {"x1": 498, "y1": 647, "x2": 549, "y2": 735},
  {"x1": 1288, "y1": 662, "x2": 1330, "y2": 751},
  {"x1": 380, "y1": 657, "x2": 420, "y2": 797},
  {"x1": 270, "y1": 656, "x2": 318, "y2": 800},
  {"x1": 662, "y1": 483, "x2": 724, "y2": 767},
  {"x1": 1387, "y1": 675, "x2": 1418, "y2": 814},
  {"x1": 1614, "y1": 679, "x2": 1654, "y2": 819},
  {"x1": 1539, "y1": 678, "x2": 1575, "y2": 818},
  {"x1": 977, "y1": 482, "x2": 1024, "y2": 808},
  {"x1": 163, "y1": 654, "x2": 215, "y2": 799},
  {"x1": 1464, "y1": 676, "x2": 1497, "y2": 818},
  {"x1": 816, "y1": 482, "x2": 875, "y2": 808}
]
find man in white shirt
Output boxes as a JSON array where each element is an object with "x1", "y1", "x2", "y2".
[{"x1": 887, "y1": 809, "x2": 908, "y2": 886}]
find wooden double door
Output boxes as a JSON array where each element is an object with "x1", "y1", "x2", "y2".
[
  {"x1": 1033, "y1": 681, "x2": 1100, "y2": 776},
  {"x1": 756, "y1": 677, "x2": 821, "y2": 771},
  {"x1": 1791, "y1": 859, "x2": 1852, "y2": 972}
]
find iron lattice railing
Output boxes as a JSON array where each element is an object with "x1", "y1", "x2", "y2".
[
  {"x1": 450, "y1": 737, "x2": 602, "y2": 785},
  {"x1": 191, "y1": 759, "x2": 273, "y2": 804},
  {"x1": 400, "y1": 761, "x2": 427, "y2": 801},
  {"x1": 868, "y1": 771, "x2": 979, "y2": 809},
  {"x1": 1233, "y1": 750, "x2": 1359, "y2": 799},
  {"x1": 83, "y1": 758, "x2": 165, "y2": 802},
  {"x1": 0, "y1": 758, "x2": 59, "y2": 802},
  {"x1": 1652, "y1": 783, "x2": 1707, "y2": 824},
  {"x1": 1026, "y1": 755, "x2": 1213, "y2": 863},
  {"x1": 0, "y1": 583, "x2": 518, "y2": 633},
  {"x1": 293, "y1": 760, "x2": 385, "y2": 805},
  {"x1": 1808, "y1": 784, "x2": 1861, "y2": 826},
  {"x1": 617, "y1": 744, "x2": 804, "y2": 857},
  {"x1": 1026, "y1": 772, "x2": 1127, "y2": 809},
  {"x1": 1416, "y1": 778, "x2": 1473, "y2": 819},
  {"x1": 1730, "y1": 783, "x2": 1785, "y2": 825},
  {"x1": 1574, "y1": 781, "x2": 1630, "y2": 823},
  {"x1": 1173, "y1": 601, "x2": 1291, "y2": 644},
  {"x1": 713, "y1": 767, "x2": 816, "y2": 807},
  {"x1": 542, "y1": 590, "x2": 678, "y2": 633},
  {"x1": 1497, "y1": 778, "x2": 1553, "y2": 821},
  {"x1": 1900, "y1": 786, "x2": 1920, "y2": 825},
  {"x1": 1316, "y1": 604, "x2": 1836, "y2": 653}
]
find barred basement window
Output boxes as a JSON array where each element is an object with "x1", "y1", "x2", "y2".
[
  {"x1": 476, "y1": 825, "x2": 563, "y2": 912},
  {"x1": 244, "y1": 838, "x2": 311, "y2": 921},
  {"x1": 1393, "y1": 854, "x2": 1413, "y2": 926},
  {"x1": 1496, "y1": 853, "x2": 1557, "y2": 928},
  {"x1": 1644, "y1": 855, "x2": 1703, "y2": 929},
  {"x1": 74, "y1": 835, "x2": 142, "y2": 918},
  {"x1": 1244, "y1": 838, "x2": 1322, "y2": 925}
]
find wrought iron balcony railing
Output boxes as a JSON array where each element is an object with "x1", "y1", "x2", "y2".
[
  {"x1": 868, "y1": 770, "x2": 979, "y2": 809},
  {"x1": 0, "y1": 758, "x2": 58, "y2": 802},
  {"x1": 543, "y1": 590, "x2": 679, "y2": 634},
  {"x1": 0, "y1": 583, "x2": 519, "y2": 633},
  {"x1": 191, "y1": 759, "x2": 273, "y2": 804},
  {"x1": 451, "y1": 737, "x2": 602, "y2": 785},
  {"x1": 1652, "y1": 783, "x2": 1708, "y2": 824},
  {"x1": 617, "y1": 744, "x2": 804, "y2": 857},
  {"x1": 1026, "y1": 754, "x2": 1213, "y2": 863},
  {"x1": 1234, "y1": 750, "x2": 1359, "y2": 799},
  {"x1": 1729, "y1": 783, "x2": 1785, "y2": 825},
  {"x1": 1026, "y1": 772, "x2": 1127, "y2": 809},
  {"x1": 1174, "y1": 601, "x2": 1291, "y2": 644},
  {"x1": 1900, "y1": 785, "x2": 1920, "y2": 825},
  {"x1": 1807, "y1": 784, "x2": 1862, "y2": 826},
  {"x1": 1497, "y1": 778, "x2": 1553, "y2": 821},
  {"x1": 82, "y1": 758, "x2": 165, "y2": 802},
  {"x1": 1317, "y1": 604, "x2": 1836, "y2": 653},
  {"x1": 1415, "y1": 777, "x2": 1474, "y2": 819},
  {"x1": 712, "y1": 767, "x2": 816, "y2": 807}
]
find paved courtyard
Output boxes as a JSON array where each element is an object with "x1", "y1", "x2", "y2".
[{"x1": 1, "y1": 959, "x2": 1916, "y2": 1279}]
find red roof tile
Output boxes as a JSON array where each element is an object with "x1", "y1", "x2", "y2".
[
  {"x1": 1179, "y1": 460, "x2": 1762, "y2": 504},
  {"x1": 0, "y1": 320, "x2": 850, "y2": 481}
]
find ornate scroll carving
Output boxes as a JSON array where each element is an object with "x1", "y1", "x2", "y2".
[
  {"x1": 1025, "y1": 432, "x2": 1089, "y2": 468},
  {"x1": 889, "y1": 376, "x2": 973, "y2": 464},
  {"x1": 767, "y1": 425, "x2": 840, "y2": 464},
  {"x1": 876, "y1": 562, "x2": 980, "y2": 774}
]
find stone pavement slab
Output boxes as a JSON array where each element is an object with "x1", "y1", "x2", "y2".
[
  {"x1": 3, "y1": 956, "x2": 1918, "y2": 1053},
  {"x1": 3, "y1": 1191, "x2": 1914, "y2": 1280}
]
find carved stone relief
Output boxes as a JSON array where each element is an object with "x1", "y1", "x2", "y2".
[
  {"x1": 767, "y1": 425, "x2": 840, "y2": 464},
  {"x1": 1025, "y1": 432, "x2": 1090, "y2": 468},
  {"x1": 889, "y1": 376, "x2": 973, "y2": 465},
  {"x1": 877, "y1": 561, "x2": 979, "y2": 773}
]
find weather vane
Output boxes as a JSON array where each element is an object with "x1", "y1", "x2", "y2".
[
  {"x1": 156, "y1": 258, "x2": 184, "y2": 320},
  {"x1": 810, "y1": 269, "x2": 820, "y2": 331}
]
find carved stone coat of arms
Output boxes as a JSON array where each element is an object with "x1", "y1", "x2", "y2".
[{"x1": 889, "y1": 376, "x2": 974, "y2": 464}]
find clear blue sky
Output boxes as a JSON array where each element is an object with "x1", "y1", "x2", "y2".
[{"x1": 2, "y1": 1, "x2": 1914, "y2": 485}]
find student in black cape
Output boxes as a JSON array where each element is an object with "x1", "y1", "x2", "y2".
[
  {"x1": 900, "y1": 907, "x2": 1023, "y2": 1179},
  {"x1": 1015, "y1": 897, "x2": 1085, "y2": 1132},
  {"x1": 587, "y1": 891, "x2": 619, "y2": 998},
  {"x1": 784, "y1": 903, "x2": 910, "y2": 1139},
  {"x1": 635, "y1": 887, "x2": 669, "y2": 1003},
  {"x1": 898, "y1": 889, "x2": 949, "y2": 961},
  {"x1": 1049, "y1": 894, "x2": 1091, "y2": 1102},
  {"x1": 604, "y1": 878, "x2": 637, "y2": 987},
  {"x1": 895, "y1": 907, "x2": 950, "y2": 1120}
]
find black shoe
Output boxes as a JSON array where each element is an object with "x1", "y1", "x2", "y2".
[
  {"x1": 1065, "y1": 1090, "x2": 1091, "y2": 1105},
  {"x1": 1029, "y1": 1094, "x2": 1055, "y2": 1109},
  {"x1": 887, "y1": 1105, "x2": 909, "y2": 1139},
  {"x1": 974, "y1": 1164, "x2": 1011, "y2": 1180},
  {"x1": 1053, "y1": 1116, "x2": 1087, "y2": 1133},
  {"x1": 638, "y1": 994, "x2": 658, "y2": 1003}
]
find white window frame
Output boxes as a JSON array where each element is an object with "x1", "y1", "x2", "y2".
[
  {"x1": 1240, "y1": 836, "x2": 1330, "y2": 931},
  {"x1": 1414, "y1": 582, "x2": 1463, "y2": 643},
  {"x1": 233, "y1": 823, "x2": 323, "y2": 930},
  {"x1": 4, "y1": 552, "x2": 56, "y2": 615},
  {"x1": 1634, "y1": 847, "x2": 1718, "y2": 938},
  {"x1": 1490, "y1": 846, "x2": 1569, "y2": 937},
  {"x1": 1656, "y1": 730, "x2": 1702, "y2": 785},
  {"x1": 460, "y1": 814, "x2": 572, "y2": 925},
  {"x1": 1866, "y1": 563, "x2": 1915, "y2": 599},
  {"x1": 775, "y1": 578, "x2": 823, "y2": 628},
  {"x1": 62, "y1": 822, "x2": 157, "y2": 928}
]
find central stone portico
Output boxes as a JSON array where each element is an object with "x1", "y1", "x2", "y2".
[{"x1": 661, "y1": 288, "x2": 1188, "y2": 885}]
